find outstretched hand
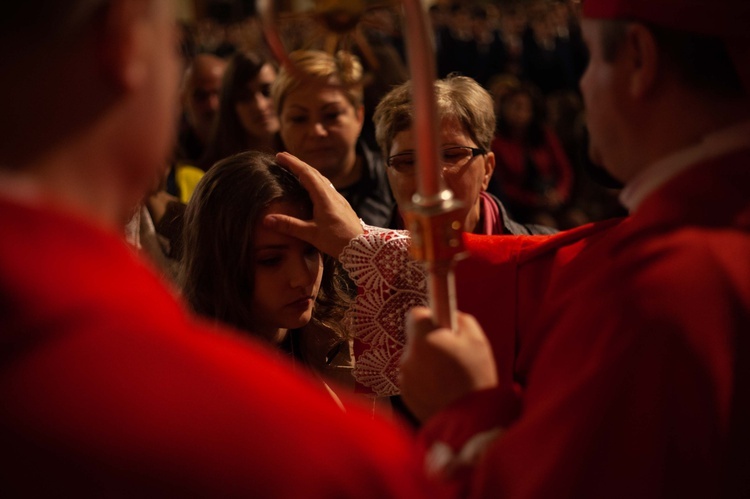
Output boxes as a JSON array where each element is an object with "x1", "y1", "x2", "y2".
[
  {"x1": 263, "y1": 152, "x2": 364, "y2": 258},
  {"x1": 400, "y1": 307, "x2": 499, "y2": 422}
]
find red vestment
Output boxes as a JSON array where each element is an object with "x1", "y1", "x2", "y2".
[
  {"x1": 425, "y1": 148, "x2": 750, "y2": 498},
  {"x1": 0, "y1": 196, "x2": 439, "y2": 497}
]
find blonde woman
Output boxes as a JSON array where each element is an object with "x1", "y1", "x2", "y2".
[{"x1": 272, "y1": 50, "x2": 395, "y2": 227}]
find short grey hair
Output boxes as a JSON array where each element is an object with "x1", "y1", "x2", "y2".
[{"x1": 372, "y1": 74, "x2": 496, "y2": 158}]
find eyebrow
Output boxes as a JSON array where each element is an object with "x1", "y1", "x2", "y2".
[
  {"x1": 285, "y1": 104, "x2": 309, "y2": 113},
  {"x1": 320, "y1": 102, "x2": 346, "y2": 110},
  {"x1": 391, "y1": 143, "x2": 467, "y2": 154},
  {"x1": 254, "y1": 244, "x2": 289, "y2": 252},
  {"x1": 390, "y1": 148, "x2": 415, "y2": 156},
  {"x1": 286, "y1": 100, "x2": 346, "y2": 112}
]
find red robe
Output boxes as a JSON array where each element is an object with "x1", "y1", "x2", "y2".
[
  {"x1": 0, "y1": 196, "x2": 439, "y2": 496},
  {"x1": 426, "y1": 148, "x2": 750, "y2": 498}
]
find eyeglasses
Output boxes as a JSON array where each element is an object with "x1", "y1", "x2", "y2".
[{"x1": 386, "y1": 146, "x2": 486, "y2": 175}]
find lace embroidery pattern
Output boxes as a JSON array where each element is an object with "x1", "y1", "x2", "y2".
[{"x1": 341, "y1": 224, "x2": 428, "y2": 396}]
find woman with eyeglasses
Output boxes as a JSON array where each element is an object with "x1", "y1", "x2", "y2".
[
  {"x1": 373, "y1": 74, "x2": 555, "y2": 236},
  {"x1": 364, "y1": 74, "x2": 556, "y2": 426}
]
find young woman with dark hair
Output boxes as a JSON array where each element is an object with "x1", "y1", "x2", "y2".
[{"x1": 182, "y1": 151, "x2": 353, "y2": 398}]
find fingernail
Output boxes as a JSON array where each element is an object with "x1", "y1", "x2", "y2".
[{"x1": 263, "y1": 215, "x2": 278, "y2": 227}]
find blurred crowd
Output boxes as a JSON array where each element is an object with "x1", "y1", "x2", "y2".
[
  {"x1": 166, "y1": 0, "x2": 626, "y2": 235},
  {"x1": 4, "y1": 0, "x2": 748, "y2": 494}
]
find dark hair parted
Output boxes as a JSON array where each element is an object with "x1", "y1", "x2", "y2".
[
  {"x1": 181, "y1": 151, "x2": 350, "y2": 343},
  {"x1": 599, "y1": 20, "x2": 745, "y2": 98}
]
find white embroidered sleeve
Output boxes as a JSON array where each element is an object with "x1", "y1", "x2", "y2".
[{"x1": 340, "y1": 223, "x2": 428, "y2": 396}]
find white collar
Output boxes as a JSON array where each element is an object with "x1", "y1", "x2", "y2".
[{"x1": 620, "y1": 119, "x2": 750, "y2": 213}]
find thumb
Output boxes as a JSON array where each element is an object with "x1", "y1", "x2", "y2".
[
  {"x1": 406, "y1": 306, "x2": 442, "y2": 342},
  {"x1": 263, "y1": 213, "x2": 316, "y2": 244}
]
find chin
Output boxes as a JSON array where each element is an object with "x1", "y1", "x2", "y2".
[
  {"x1": 316, "y1": 163, "x2": 343, "y2": 179},
  {"x1": 588, "y1": 143, "x2": 604, "y2": 168},
  {"x1": 286, "y1": 313, "x2": 313, "y2": 330},
  {"x1": 301, "y1": 151, "x2": 327, "y2": 164}
]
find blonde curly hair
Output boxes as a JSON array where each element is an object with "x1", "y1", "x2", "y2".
[{"x1": 271, "y1": 50, "x2": 364, "y2": 117}]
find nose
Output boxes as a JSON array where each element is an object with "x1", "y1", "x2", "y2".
[
  {"x1": 207, "y1": 94, "x2": 220, "y2": 112},
  {"x1": 289, "y1": 254, "x2": 317, "y2": 289},
  {"x1": 440, "y1": 168, "x2": 458, "y2": 194},
  {"x1": 309, "y1": 121, "x2": 327, "y2": 137},
  {"x1": 253, "y1": 93, "x2": 269, "y2": 112},
  {"x1": 439, "y1": 164, "x2": 456, "y2": 183}
]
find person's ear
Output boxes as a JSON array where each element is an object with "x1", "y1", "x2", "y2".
[
  {"x1": 97, "y1": 0, "x2": 152, "y2": 91},
  {"x1": 355, "y1": 104, "x2": 365, "y2": 131},
  {"x1": 481, "y1": 151, "x2": 496, "y2": 191},
  {"x1": 625, "y1": 23, "x2": 659, "y2": 100}
]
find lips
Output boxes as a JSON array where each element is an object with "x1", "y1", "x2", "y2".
[{"x1": 287, "y1": 296, "x2": 314, "y2": 309}]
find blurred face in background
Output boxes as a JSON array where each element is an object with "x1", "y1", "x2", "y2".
[
  {"x1": 235, "y1": 63, "x2": 279, "y2": 142},
  {"x1": 182, "y1": 54, "x2": 227, "y2": 143},
  {"x1": 278, "y1": 81, "x2": 364, "y2": 182},
  {"x1": 503, "y1": 92, "x2": 534, "y2": 132},
  {"x1": 501, "y1": 8, "x2": 528, "y2": 37}
]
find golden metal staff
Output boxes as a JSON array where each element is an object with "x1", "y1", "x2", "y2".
[{"x1": 257, "y1": 0, "x2": 464, "y2": 330}]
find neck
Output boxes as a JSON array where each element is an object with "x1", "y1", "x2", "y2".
[
  {"x1": 465, "y1": 199, "x2": 482, "y2": 234},
  {"x1": 247, "y1": 133, "x2": 277, "y2": 154},
  {"x1": 193, "y1": 123, "x2": 211, "y2": 146},
  {"x1": 275, "y1": 328, "x2": 288, "y2": 344},
  {"x1": 1, "y1": 142, "x2": 147, "y2": 231},
  {"x1": 328, "y1": 152, "x2": 362, "y2": 189},
  {"x1": 617, "y1": 89, "x2": 750, "y2": 183}
]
